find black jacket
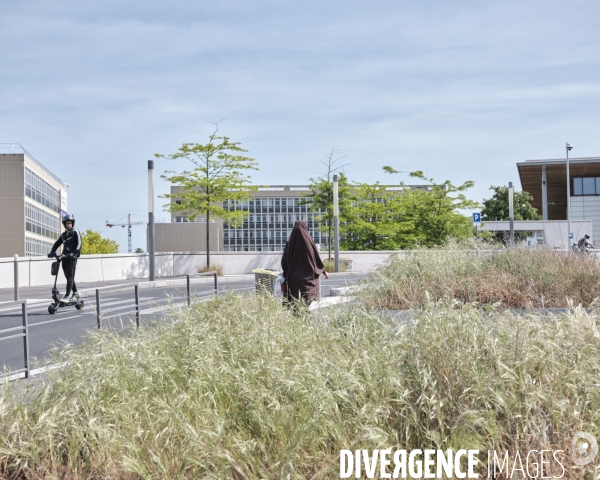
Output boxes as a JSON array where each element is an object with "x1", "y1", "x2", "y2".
[{"x1": 51, "y1": 229, "x2": 82, "y2": 258}]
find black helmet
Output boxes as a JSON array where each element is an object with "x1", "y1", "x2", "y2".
[
  {"x1": 62, "y1": 214, "x2": 75, "y2": 228},
  {"x1": 586, "y1": 234, "x2": 590, "y2": 239}
]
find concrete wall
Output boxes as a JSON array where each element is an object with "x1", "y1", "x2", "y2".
[
  {"x1": 154, "y1": 222, "x2": 221, "y2": 254},
  {"x1": 0, "y1": 250, "x2": 396, "y2": 289},
  {"x1": 478, "y1": 220, "x2": 592, "y2": 248}
]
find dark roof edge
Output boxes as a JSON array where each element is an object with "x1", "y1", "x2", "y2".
[{"x1": 517, "y1": 157, "x2": 600, "y2": 167}]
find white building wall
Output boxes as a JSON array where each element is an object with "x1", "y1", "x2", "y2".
[
  {"x1": 570, "y1": 196, "x2": 600, "y2": 247},
  {"x1": 478, "y1": 220, "x2": 592, "y2": 248},
  {"x1": 0, "y1": 251, "x2": 397, "y2": 288}
]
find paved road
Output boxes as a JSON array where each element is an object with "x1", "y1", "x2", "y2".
[{"x1": 1, "y1": 274, "x2": 367, "y2": 376}]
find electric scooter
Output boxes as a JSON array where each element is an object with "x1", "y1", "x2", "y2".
[{"x1": 48, "y1": 253, "x2": 84, "y2": 314}]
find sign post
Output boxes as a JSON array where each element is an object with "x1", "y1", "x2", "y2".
[
  {"x1": 148, "y1": 160, "x2": 155, "y2": 281},
  {"x1": 472, "y1": 212, "x2": 481, "y2": 238}
]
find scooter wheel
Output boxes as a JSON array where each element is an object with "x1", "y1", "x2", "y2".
[
  {"x1": 48, "y1": 305, "x2": 57, "y2": 314},
  {"x1": 75, "y1": 303, "x2": 84, "y2": 310}
]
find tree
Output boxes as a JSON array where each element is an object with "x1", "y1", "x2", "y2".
[
  {"x1": 383, "y1": 167, "x2": 480, "y2": 247},
  {"x1": 343, "y1": 183, "x2": 413, "y2": 250},
  {"x1": 81, "y1": 229, "x2": 119, "y2": 254},
  {"x1": 134, "y1": 247, "x2": 144, "y2": 253},
  {"x1": 303, "y1": 147, "x2": 351, "y2": 260},
  {"x1": 481, "y1": 185, "x2": 541, "y2": 221},
  {"x1": 157, "y1": 126, "x2": 258, "y2": 268}
]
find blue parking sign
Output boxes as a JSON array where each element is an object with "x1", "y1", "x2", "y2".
[{"x1": 472, "y1": 212, "x2": 481, "y2": 224}]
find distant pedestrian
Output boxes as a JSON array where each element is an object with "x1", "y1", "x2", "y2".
[
  {"x1": 577, "y1": 234, "x2": 595, "y2": 253},
  {"x1": 281, "y1": 221, "x2": 329, "y2": 310}
]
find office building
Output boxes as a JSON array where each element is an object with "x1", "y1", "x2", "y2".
[
  {"x1": 157, "y1": 184, "x2": 428, "y2": 253},
  {"x1": 0, "y1": 144, "x2": 66, "y2": 257},
  {"x1": 162, "y1": 185, "x2": 321, "y2": 252},
  {"x1": 517, "y1": 156, "x2": 600, "y2": 246}
]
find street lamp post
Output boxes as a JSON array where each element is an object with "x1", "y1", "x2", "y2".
[
  {"x1": 333, "y1": 174, "x2": 339, "y2": 273},
  {"x1": 508, "y1": 182, "x2": 514, "y2": 247},
  {"x1": 148, "y1": 160, "x2": 155, "y2": 281},
  {"x1": 566, "y1": 142, "x2": 573, "y2": 250}
]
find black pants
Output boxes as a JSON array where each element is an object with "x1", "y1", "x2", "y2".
[{"x1": 61, "y1": 257, "x2": 78, "y2": 297}]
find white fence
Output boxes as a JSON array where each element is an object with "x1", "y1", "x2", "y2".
[{"x1": 0, "y1": 251, "x2": 397, "y2": 289}]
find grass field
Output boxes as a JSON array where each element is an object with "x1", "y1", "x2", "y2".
[
  {"x1": 360, "y1": 247, "x2": 600, "y2": 310},
  {"x1": 1, "y1": 248, "x2": 599, "y2": 479}
]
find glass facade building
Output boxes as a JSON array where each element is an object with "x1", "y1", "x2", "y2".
[
  {"x1": 221, "y1": 196, "x2": 324, "y2": 252},
  {"x1": 25, "y1": 168, "x2": 61, "y2": 214},
  {"x1": 0, "y1": 145, "x2": 64, "y2": 257},
  {"x1": 24, "y1": 168, "x2": 61, "y2": 256}
]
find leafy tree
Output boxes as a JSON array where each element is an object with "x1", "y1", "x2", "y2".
[
  {"x1": 383, "y1": 168, "x2": 480, "y2": 247},
  {"x1": 134, "y1": 247, "x2": 144, "y2": 253},
  {"x1": 481, "y1": 185, "x2": 541, "y2": 221},
  {"x1": 157, "y1": 126, "x2": 258, "y2": 268},
  {"x1": 81, "y1": 229, "x2": 119, "y2": 254},
  {"x1": 343, "y1": 183, "x2": 413, "y2": 250},
  {"x1": 303, "y1": 147, "x2": 351, "y2": 260}
]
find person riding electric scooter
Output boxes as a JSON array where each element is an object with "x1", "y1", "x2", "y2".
[{"x1": 47, "y1": 214, "x2": 84, "y2": 314}]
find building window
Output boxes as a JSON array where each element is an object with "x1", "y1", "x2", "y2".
[
  {"x1": 25, "y1": 202, "x2": 60, "y2": 240},
  {"x1": 25, "y1": 236, "x2": 54, "y2": 257},
  {"x1": 573, "y1": 177, "x2": 600, "y2": 196},
  {"x1": 25, "y1": 168, "x2": 60, "y2": 213}
]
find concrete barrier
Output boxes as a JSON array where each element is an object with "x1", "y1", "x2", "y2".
[{"x1": 0, "y1": 251, "x2": 397, "y2": 289}]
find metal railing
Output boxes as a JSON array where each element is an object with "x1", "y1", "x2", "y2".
[
  {"x1": 0, "y1": 300, "x2": 30, "y2": 379},
  {"x1": 95, "y1": 283, "x2": 141, "y2": 329},
  {"x1": 0, "y1": 272, "x2": 221, "y2": 381},
  {"x1": 94, "y1": 272, "x2": 219, "y2": 329}
]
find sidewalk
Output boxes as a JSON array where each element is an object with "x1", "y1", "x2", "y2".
[
  {"x1": 0, "y1": 271, "x2": 363, "y2": 304},
  {"x1": 0, "y1": 274, "x2": 254, "y2": 304}
]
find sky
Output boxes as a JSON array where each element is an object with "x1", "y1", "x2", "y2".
[{"x1": 1, "y1": 0, "x2": 599, "y2": 252}]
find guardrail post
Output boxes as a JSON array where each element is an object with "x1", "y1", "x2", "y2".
[
  {"x1": 22, "y1": 300, "x2": 30, "y2": 378},
  {"x1": 95, "y1": 289, "x2": 102, "y2": 329},
  {"x1": 186, "y1": 275, "x2": 191, "y2": 306},
  {"x1": 134, "y1": 284, "x2": 140, "y2": 328},
  {"x1": 14, "y1": 254, "x2": 19, "y2": 301},
  {"x1": 317, "y1": 277, "x2": 321, "y2": 301},
  {"x1": 213, "y1": 272, "x2": 218, "y2": 295}
]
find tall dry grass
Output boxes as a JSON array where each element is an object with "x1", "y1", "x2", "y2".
[
  {"x1": 1, "y1": 292, "x2": 599, "y2": 478},
  {"x1": 361, "y1": 247, "x2": 600, "y2": 310}
]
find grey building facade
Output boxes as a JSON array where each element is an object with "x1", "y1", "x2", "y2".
[
  {"x1": 0, "y1": 145, "x2": 66, "y2": 258},
  {"x1": 167, "y1": 185, "x2": 323, "y2": 252}
]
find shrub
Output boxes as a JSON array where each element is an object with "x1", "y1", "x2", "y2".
[
  {"x1": 322, "y1": 259, "x2": 348, "y2": 273},
  {"x1": 198, "y1": 262, "x2": 224, "y2": 276}
]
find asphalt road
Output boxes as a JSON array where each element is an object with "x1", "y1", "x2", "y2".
[{"x1": 0, "y1": 274, "x2": 367, "y2": 377}]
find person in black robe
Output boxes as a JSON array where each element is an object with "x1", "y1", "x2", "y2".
[{"x1": 281, "y1": 221, "x2": 329, "y2": 308}]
